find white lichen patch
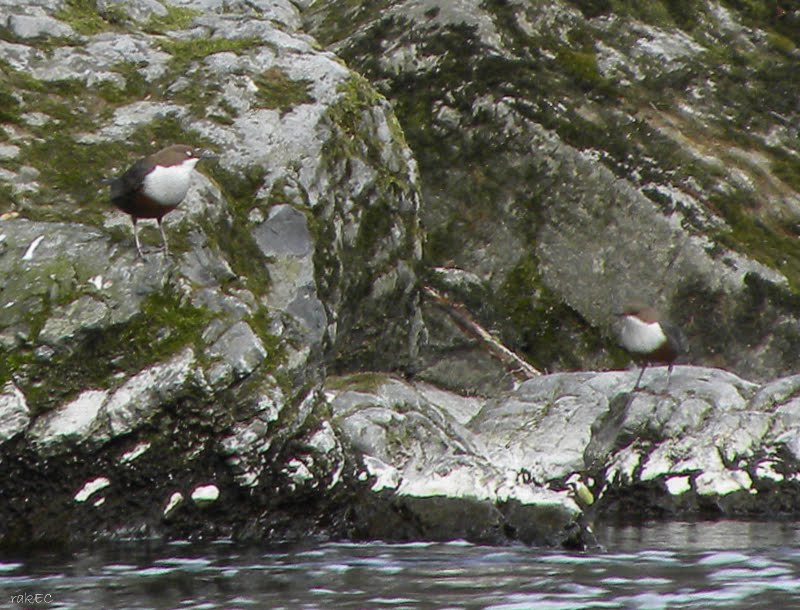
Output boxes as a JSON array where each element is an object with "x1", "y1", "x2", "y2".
[
  {"x1": 605, "y1": 445, "x2": 642, "y2": 486},
  {"x1": 74, "y1": 476, "x2": 111, "y2": 503},
  {"x1": 29, "y1": 389, "x2": 109, "y2": 453},
  {"x1": 285, "y1": 458, "x2": 314, "y2": 485},
  {"x1": 120, "y1": 441, "x2": 152, "y2": 463},
  {"x1": 21, "y1": 235, "x2": 44, "y2": 261},
  {"x1": 191, "y1": 484, "x2": 220, "y2": 505},
  {"x1": 665, "y1": 475, "x2": 692, "y2": 496},
  {"x1": 164, "y1": 492, "x2": 184, "y2": 518},
  {"x1": 397, "y1": 465, "x2": 496, "y2": 501},
  {"x1": 0, "y1": 382, "x2": 29, "y2": 444},
  {"x1": 755, "y1": 460, "x2": 784, "y2": 482},
  {"x1": 695, "y1": 469, "x2": 752, "y2": 496},
  {"x1": 362, "y1": 455, "x2": 400, "y2": 492}
]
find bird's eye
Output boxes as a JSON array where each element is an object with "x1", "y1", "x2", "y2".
[{"x1": 186, "y1": 150, "x2": 192, "y2": 156}]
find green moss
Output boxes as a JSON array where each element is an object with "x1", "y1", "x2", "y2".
[
  {"x1": 711, "y1": 188, "x2": 800, "y2": 291},
  {"x1": 498, "y1": 255, "x2": 621, "y2": 370},
  {"x1": 208, "y1": 98, "x2": 239, "y2": 125},
  {"x1": 55, "y1": 0, "x2": 125, "y2": 35},
  {"x1": 555, "y1": 48, "x2": 617, "y2": 96},
  {"x1": 203, "y1": 163, "x2": 273, "y2": 296},
  {"x1": 325, "y1": 74, "x2": 383, "y2": 156},
  {"x1": 305, "y1": 0, "x2": 394, "y2": 47},
  {"x1": 325, "y1": 372, "x2": 393, "y2": 393},
  {"x1": 771, "y1": 154, "x2": 800, "y2": 193},
  {"x1": 20, "y1": 134, "x2": 125, "y2": 223},
  {"x1": 767, "y1": 31, "x2": 797, "y2": 55},
  {"x1": 144, "y1": 6, "x2": 200, "y2": 33},
  {"x1": 160, "y1": 36, "x2": 262, "y2": 74},
  {"x1": 253, "y1": 67, "x2": 314, "y2": 114},
  {"x1": 3, "y1": 289, "x2": 214, "y2": 414},
  {"x1": 0, "y1": 78, "x2": 21, "y2": 124}
]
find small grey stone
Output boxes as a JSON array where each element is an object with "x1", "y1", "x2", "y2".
[
  {"x1": 253, "y1": 204, "x2": 313, "y2": 257},
  {"x1": 102, "y1": 348, "x2": 200, "y2": 439},
  {"x1": 97, "y1": 0, "x2": 168, "y2": 22},
  {"x1": 0, "y1": 382, "x2": 29, "y2": 444},
  {"x1": 7, "y1": 14, "x2": 76, "y2": 39},
  {"x1": 0, "y1": 144, "x2": 20, "y2": 160},
  {"x1": 206, "y1": 321, "x2": 267, "y2": 388},
  {"x1": 38, "y1": 296, "x2": 109, "y2": 345},
  {"x1": 28, "y1": 389, "x2": 108, "y2": 455}
]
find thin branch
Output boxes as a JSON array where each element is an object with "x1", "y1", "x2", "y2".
[{"x1": 423, "y1": 285, "x2": 542, "y2": 381}]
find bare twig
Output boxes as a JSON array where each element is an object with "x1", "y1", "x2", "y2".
[{"x1": 423, "y1": 285, "x2": 542, "y2": 381}]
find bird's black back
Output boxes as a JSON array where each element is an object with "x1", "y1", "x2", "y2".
[{"x1": 109, "y1": 158, "x2": 151, "y2": 205}]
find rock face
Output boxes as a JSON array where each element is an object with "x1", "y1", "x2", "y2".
[
  {"x1": 305, "y1": 0, "x2": 800, "y2": 385},
  {"x1": 2, "y1": 0, "x2": 800, "y2": 549},
  {"x1": 327, "y1": 366, "x2": 800, "y2": 545},
  {"x1": 0, "y1": 0, "x2": 422, "y2": 545}
]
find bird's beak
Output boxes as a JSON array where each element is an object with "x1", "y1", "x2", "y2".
[{"x1": 200, "y1": 149, "x2": 218, "y2": 160}]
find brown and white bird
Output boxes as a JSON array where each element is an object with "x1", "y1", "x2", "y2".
[
  {"x1": 616, "y1": 303, "x2": 683, "y2": 390},
  {"x1": 106, "y1": 144, "x2": 212, "y2": 258}
]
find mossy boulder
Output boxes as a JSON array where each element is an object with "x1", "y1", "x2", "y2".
[{"x1": 0, "y1": 0, "x2": 422, "y2": 545}]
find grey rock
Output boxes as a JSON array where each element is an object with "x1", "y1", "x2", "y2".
[
  {"x1": 0, "y1": 383, "x2": 29, "y2": 444},
  {"x1": 97, "y1": 0, "x2": 168, "y2": 22},
  {"x1": 0, "y1": 145, "x2": 20, "y2": 161},
  {"x1": 38, "y1": 296, "x2": 109, "y2": 345},
  {"x1": 99, "y1": 348, "x2": 205, "y2": 440},
  {"x1": 205, "y1": 321, "x2": 267, "y2": 389},
  {"x1": 0, "y1": 0, "x2": 414, "y2": 547},
  {"x1": 254, "y1": 204, "x2": 313, "y2": 257},
  {"x1": 28, "y1": 390, "x2": 109, "y2": 455},
  {"x1": 218, "y1": 378, "x2": 286, "y2": 487},
  {"x1": 7, "y1": 14, "x2": 76, "y2": 39},
  {"x1": 307, "y1": 0, "x2": 800, "y2": 383},
  {"x1": 325, "y1": 363, "x2": 800, "y2": 542}
]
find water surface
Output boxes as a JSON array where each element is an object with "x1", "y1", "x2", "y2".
[{"x1": 2, "y1": 520, "x2": 800, "y2": 609}]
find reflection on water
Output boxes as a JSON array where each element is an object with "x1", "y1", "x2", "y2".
[{"x1": 1, "y1": 521, "x2": 800, "y2": 609}]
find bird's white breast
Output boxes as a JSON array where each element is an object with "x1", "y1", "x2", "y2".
[
  {"x1": 142, "y1": 159, "x2": 199, "y2": 206},
  {"x1": 618, "y1": 315, "x2": 667, "y2": 354}
]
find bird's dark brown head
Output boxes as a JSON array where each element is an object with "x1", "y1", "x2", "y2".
[
  {"x1": 152, "y1": 144, "x2": 214, "y2": 167},
  {"x1": 616, "y1": 303, "x2": 660, "y2": 323}
]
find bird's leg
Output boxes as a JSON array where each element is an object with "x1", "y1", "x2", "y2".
[
  {"x1": 665, "y1": 363, "x2": 674, "y2": 393},
  {"x1": 132, "y1": 218, "x2": 145, "y2": 259},
  {"x1": 158, "y1": 218, "x2": 169, "y2": 257},
  {"x1": 634, "y1": 363, "x2": 647, "y2": 391}
]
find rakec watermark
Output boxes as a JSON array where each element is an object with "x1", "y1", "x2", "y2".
[{"x1": 9, "y1": 592, "x2": 53, "y2": 606}]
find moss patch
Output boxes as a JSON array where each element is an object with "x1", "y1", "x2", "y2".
[
  {"x1": 498, "y1": 255, "x2": 624, "y2": 371},
  {"x1": 325, "y1": 372, "x2": 393, "y2": 393},
  {"x1": 0, "y1": 289, "x2": 214, "y2": 414},
  {"x1": 253, "y1": 67, "x2": 315, "y2": 114},
  {"x1": 160, "y1": 36, "x2": 263, "y2": 75},
  {"x1": 144, "y1": 6, "x2": 201, "y2": 34},
  {"x1": 56, "y1": 0, "x2": 126, "y2": 35}
]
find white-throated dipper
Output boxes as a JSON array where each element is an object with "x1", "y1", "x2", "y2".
[
  {"x1": 616, "y1": 303, "x2": 683, "y2": 390},
  {"x1": 106, "y1": 144, "x2": 212, "y2": 258}
]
